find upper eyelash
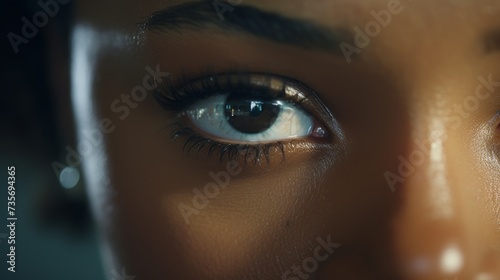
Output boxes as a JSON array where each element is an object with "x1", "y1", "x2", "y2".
[{"x1": 152, "y1": 72, "x2": 309, "y2": 113}]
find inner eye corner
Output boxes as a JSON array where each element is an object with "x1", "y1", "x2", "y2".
[{"x1": 310, "y1": 123, "x2": 330, "y2": 140}]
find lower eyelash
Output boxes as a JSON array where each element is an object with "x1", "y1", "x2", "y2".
[{"x1": 170, "y1": 123, "x2": 286, "y2": 165}]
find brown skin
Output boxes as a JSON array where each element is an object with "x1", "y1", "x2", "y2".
[{"x1": 67, "y1": 0, "x2": 500, "y2": 279}]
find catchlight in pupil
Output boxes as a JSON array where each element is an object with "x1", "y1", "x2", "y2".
[{"x1": 224, "y1": 93, "x2": 281, "y2": 134}]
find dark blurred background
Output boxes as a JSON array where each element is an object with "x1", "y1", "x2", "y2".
[{"x1": 1, "y1": 0, "x2": 105, "y2": 279}]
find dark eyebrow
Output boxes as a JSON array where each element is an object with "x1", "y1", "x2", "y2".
[{"x1": 140, "y1": 1, "x2": 351, "y2": 55}]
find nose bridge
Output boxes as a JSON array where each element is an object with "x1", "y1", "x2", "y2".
[
  {"x1": 415, "y1": 110, "x2": 456, "y2": 220},
  {"x1": 390, "y1": 100, "x2": 500, "y2": 278}
]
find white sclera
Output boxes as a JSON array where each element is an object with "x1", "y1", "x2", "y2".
[{"x1": 185, "y1": 95, "x2": 314, "y2": 143}]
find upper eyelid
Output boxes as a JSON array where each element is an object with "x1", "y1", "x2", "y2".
[{"x1": 152, "y1": 72, "x2": 315, "y2": 111}]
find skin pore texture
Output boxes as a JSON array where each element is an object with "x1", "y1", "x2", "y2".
[{"x1": 68, "y1": 0, "x2": 500, "y2": 279}]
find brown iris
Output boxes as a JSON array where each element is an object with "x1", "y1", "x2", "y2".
[{"x1": 224, "y1": 91, "x2": 281, "y2": 134}]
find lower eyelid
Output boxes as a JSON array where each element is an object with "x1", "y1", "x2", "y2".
[{"x1": 169, "y1": 124, "x2": 288, "y2": 164}]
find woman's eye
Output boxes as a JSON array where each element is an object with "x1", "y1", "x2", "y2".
[
  {"x1": 153, "y1": 73, "x2": 332, "y2": 162},
  {"x1": 184, "y1": 91, "x2": 319, "y2": 143}
]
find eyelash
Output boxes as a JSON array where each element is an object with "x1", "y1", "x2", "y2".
[{"x1": 152, "y1": 72, "x2": 317, "y2": 164}]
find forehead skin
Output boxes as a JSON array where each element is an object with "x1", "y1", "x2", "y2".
[{"x1": 70, "y1": 0, "x2": 500, "y2": 279}]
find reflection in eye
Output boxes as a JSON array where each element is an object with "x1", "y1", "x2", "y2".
[
  {"x1": 185, "y1": 93, "x2": 316, "y2": 143},
  {"x1": 153, "y1": 73, "x2": 330, "y2": 163}
]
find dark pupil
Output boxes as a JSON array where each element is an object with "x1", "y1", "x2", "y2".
[{"x1": 224, "y1": 93, "x2": 281, "y2": 134}]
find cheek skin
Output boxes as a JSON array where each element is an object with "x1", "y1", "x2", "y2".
[
  {"x1": 159, "y1": 150, "x2": 339, "y2": 279},
  {"x1": 107, "y1": 134, "x2": 342, "y2": 279}
]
